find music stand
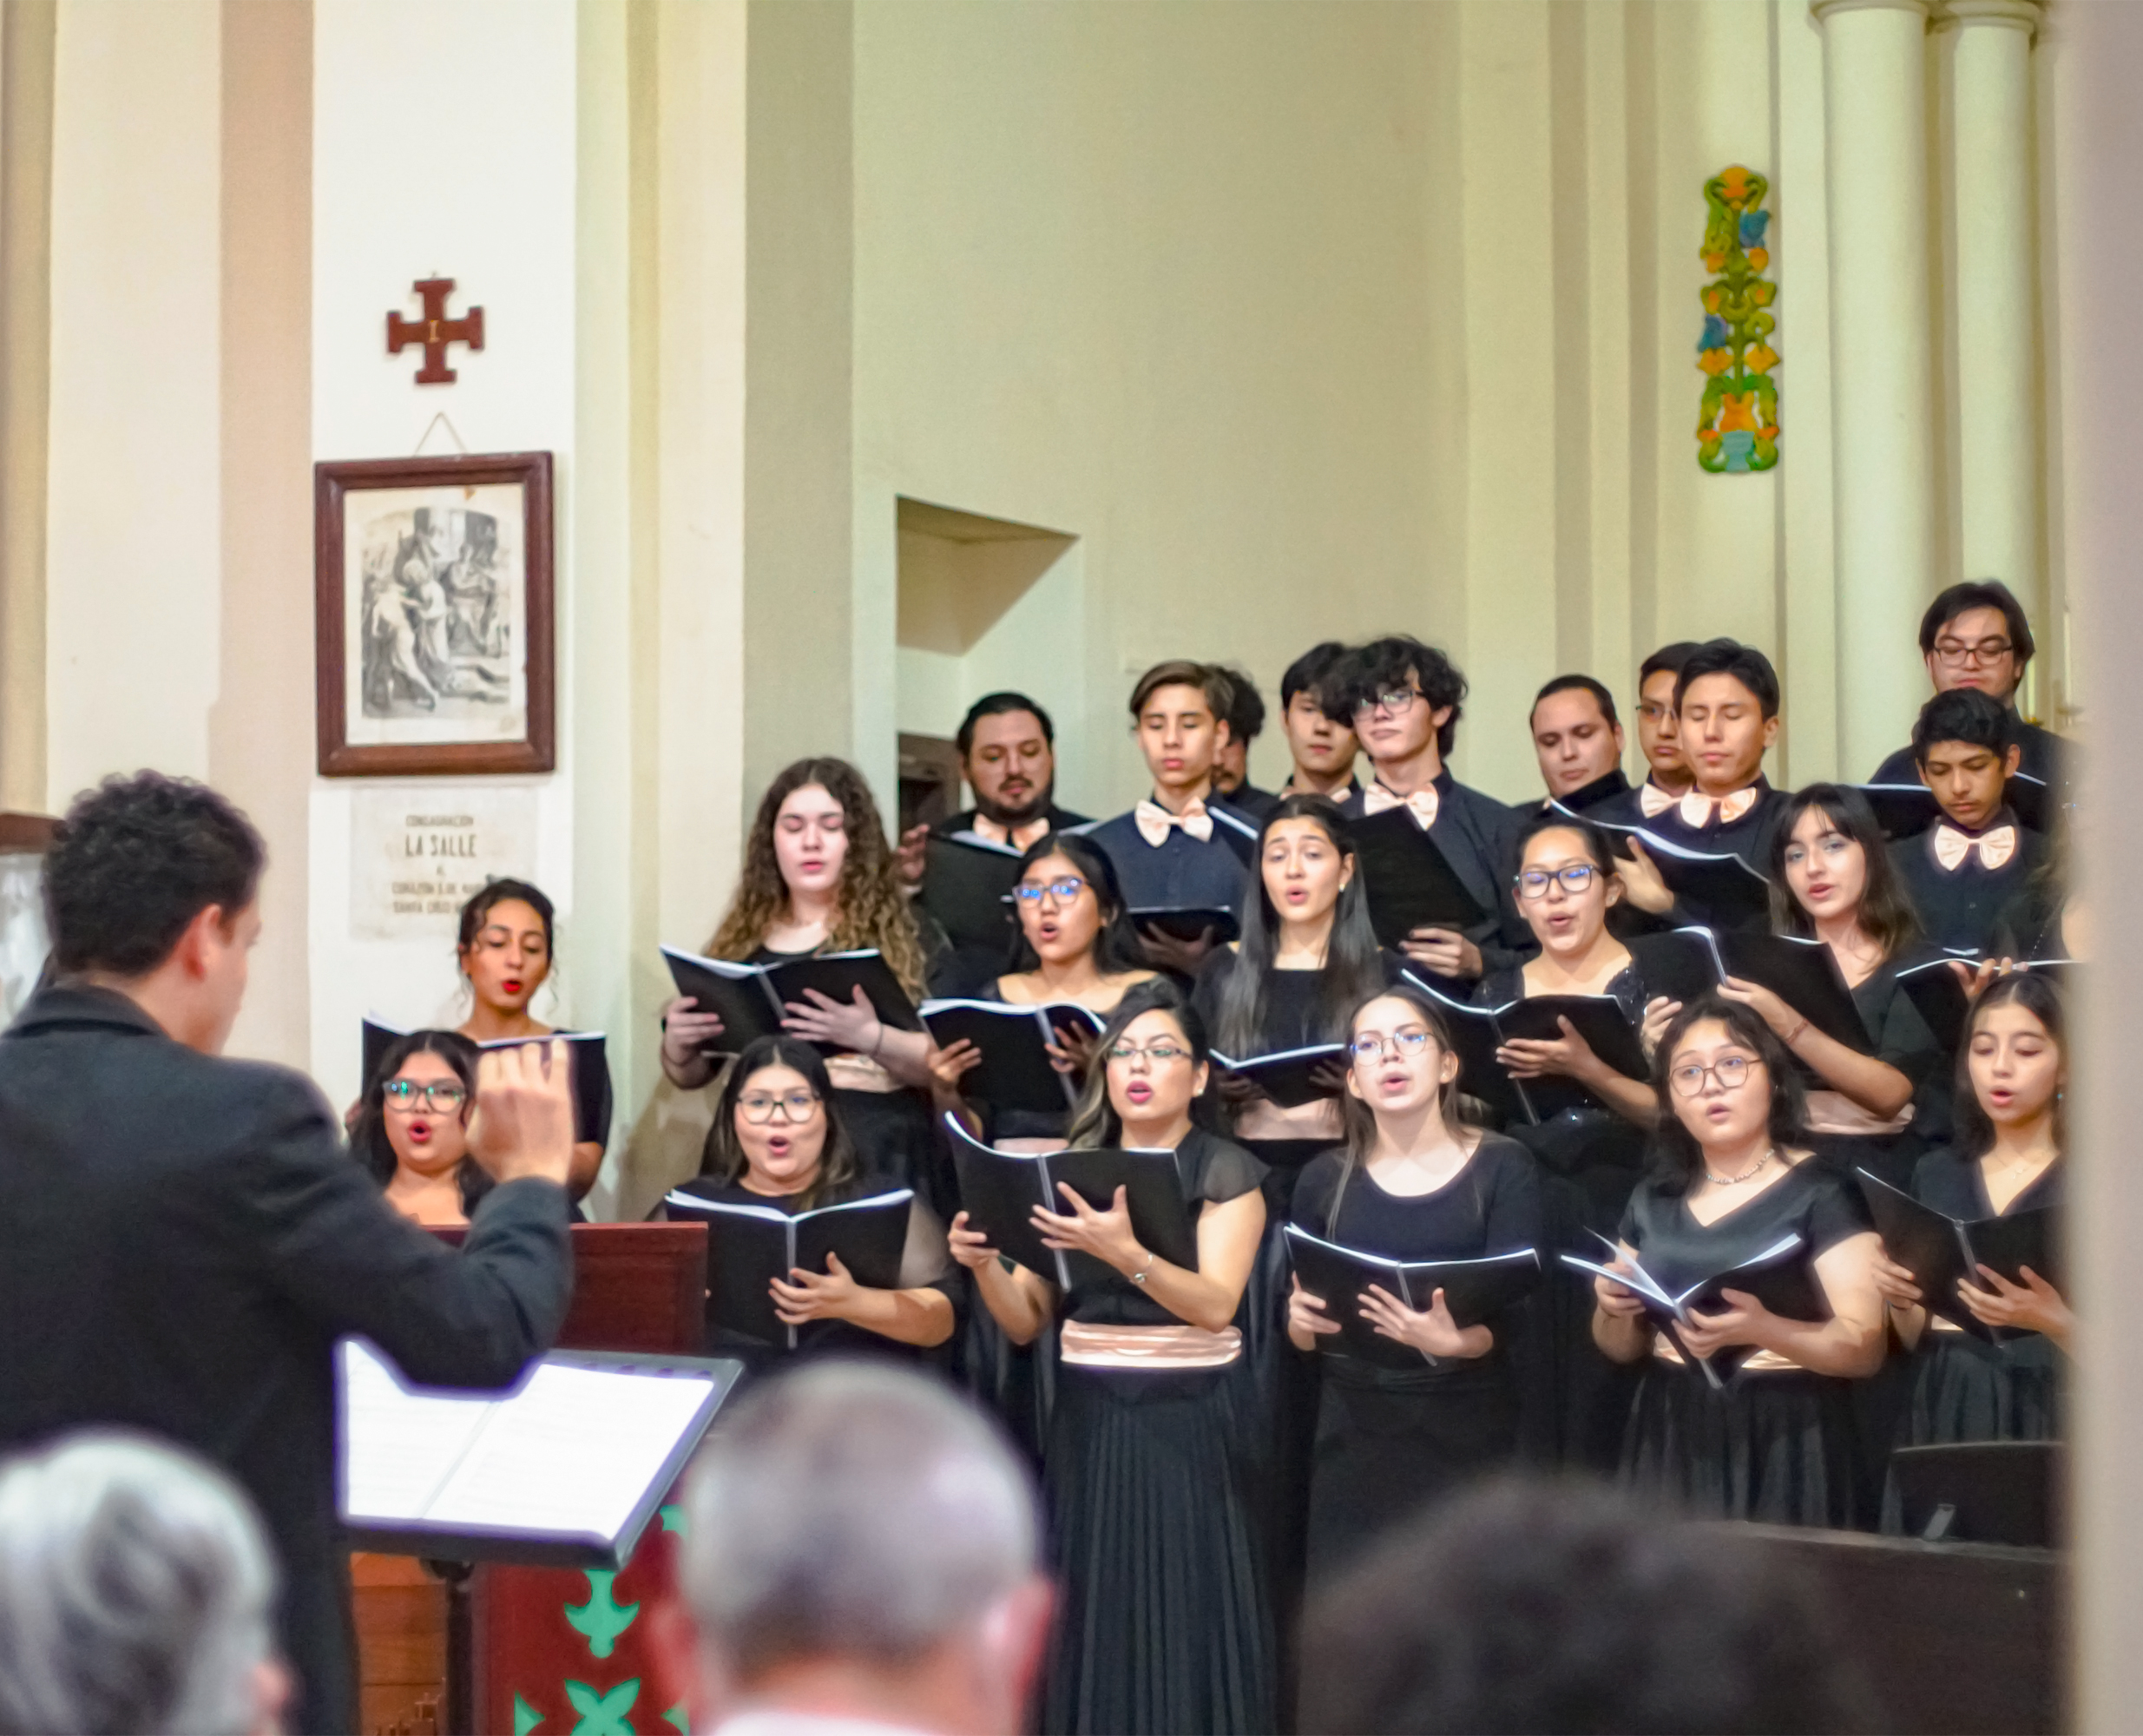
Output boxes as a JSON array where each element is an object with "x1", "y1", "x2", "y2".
[{"x1": 1890, "y1": 1439, "x2": 2063, "y2": 1549}]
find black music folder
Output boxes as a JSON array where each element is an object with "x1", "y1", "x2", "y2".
[
  {"x1": 1212, "y1": 1042, "x2": 1349, "y2": 1109},
  {"x1": 1402, "y1": 973, "x2": 1648, "y2": 1125},
  {"x1": 1895, "y1": 955, "x2": 2070, "y2": 1055},
  {"x1": 1128, "y1": 905, "x2": 1243, "y2": 945},
  {"x1": 338, "y1": 1338, "x2": 736, "y2": 1569},
  {"x1": 920, "y1": 999, "x2": 1103, "y2": 1115},
  {"x1": 1857, "y1": 1169, "x2": 2059, "y2": 1343},
  {"x1": 660, "y1": 944, "x2": 922, "y2": 1055},
  {"x1": 662, "y1": 1187, "x2": 913, "y2": 1349},
  {"x1": 1282, "y1": 1226, "x2": 1541, "y2": 1369},
  {"x1": 918, "y1": 832, "x2": 1024, "y2": 954},
  {"x1": 1561, "y1": 1231, "x2": 1829, "y2": 1388},
  {"x1": 943, "y1": 1115, "x2": 1197, "y2": 1288},
  {"x1": 1565, "y1": 805, "x2": 1774, "y2": 928},
  {"x1": 1347, "y1": 807, "x2": 1489, "y2": 949},
  {"x1": 361, "y1": 1017, "x2": 610, "y2": 1146},
  {"x1": 1628, "y1": 928, "x2": 1873, "y2": 1053}
]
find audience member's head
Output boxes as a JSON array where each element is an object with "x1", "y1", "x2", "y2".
[
  {"x1": 956, "y1": 694, "x2": 1058, "y2": 825},
  {"x1": 1917, "y1": 580, "x2": 2035, "y2": 707},
  {"x1": 1635, "y1": 641, "x2": 1700, "y2": 791},
  {"x1": 1298, "y1": 1476, "x2": 1876, "y2": 1735},
  {"x1": 666, "y1": 1364, "x2": 1051, "y2": 1736},
  {"x1": 1529, "y1": 675, "x2": 1625, "y2": 799},
  {"x1": 1212, "y1": 665, "x2": 1265, "y2": 795},
  {"x1": 0, "y1": 1432, "x2": 286, "y2": 1736},
  {"x1": 44, "y1": 773, "x2": 266, "y2": 1055}
]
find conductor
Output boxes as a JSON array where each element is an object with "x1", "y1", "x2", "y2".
[{"x1": 0, "y1": 773, "x2": 576, "y2": 1735}]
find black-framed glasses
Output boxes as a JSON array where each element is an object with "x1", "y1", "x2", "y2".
[
  {"x1": 1105, "y1": 1041, "x2": 1192, "y2": 1065},
  {"x1": 1932, "y1": 636, "x2": 2015, "y2": 667},
  {"x1": 1351, "y1": 687, "x2": 1423, "y2": 721},
  {"x1": 1012, "y1": 877, "x2": 1088, "y2": 904},
  {"x1": 1349, "y1": 1029, "x2": 1435, "y2": 1062},
  {"x1": 383, "y1": 1080, "x2": 469, "y2": 1113},
  {"x1": 738, "y1": 1090, "x2": 821, "y2": 1123},
  {"x1": 1667, "y1": 1055, "x2": 1758, "y2": 1097},
  {"x1": 1515, "y1": 864, "x2": 1599, "y2": 899}
]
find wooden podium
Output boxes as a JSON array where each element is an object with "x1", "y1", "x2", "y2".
[{"x1": 353, "y1": 1223, "x2": 708, "y2": 1736}]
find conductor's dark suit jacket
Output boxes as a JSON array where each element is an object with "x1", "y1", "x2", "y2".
[{"x1": 0, "y1": 985, "x2": 574, "y2": 1735}]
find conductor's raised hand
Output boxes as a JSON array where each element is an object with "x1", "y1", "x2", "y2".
[
  {"x1": 1287, "y1": 1275, "x2": 1341, "y2": 1339},
  {"x1": 783, "y1": 985, "x2": 883, "y2": 1055},
  {"x1": 947, "y1": 1210, "x2": 1002, "y2": 1272},
  {"x1": 771, "y1": 1251, "x2": 864, "y2": 1325},
  {"x1": 466, "y1": 1038, "x2": 575, "y2": 1188},
  {"x1": 1399, "y1": 927, "x2": 1482, "y2": 981},
  {"x1": 661, "y1": 995, "x2": 726, "y2": 1069},
  {"x1": 1035, "y1": 1182, "x2": 1143, "y2": 1271}
]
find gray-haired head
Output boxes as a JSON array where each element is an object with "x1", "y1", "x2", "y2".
[
  {"x1": 0, "y1": 1432, "x2": 278, "y2": 1736},
  {"x1": 680, "y1": 1362, "x2": 1041, "y2": 1680}
]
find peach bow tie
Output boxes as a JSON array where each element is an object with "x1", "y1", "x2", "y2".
[
  {"x1": 1932, "y1": 823, "x2": 2017, "y2": 873},
  {"x1": 1134, "y1": 799, "x2": 1213, "y2": 847},
  {"x1": 1663, "y1": 786, "x2": 1758, "y2": 829},
  {"x1": 971, "y1": 814, "x2": 1053, "y2": 852},
  {"x1": 1361, "y1": 783, "x2": 1441, "y2": 829},
  {"x1": 1637, "y1": 781, "x2": 1679, "y2": 819}
]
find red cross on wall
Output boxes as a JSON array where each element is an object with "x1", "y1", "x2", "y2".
[{"x1": 386, "y1": 277, "x2": 484, "y2": 385}]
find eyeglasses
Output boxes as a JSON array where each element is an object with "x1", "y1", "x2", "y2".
[
  {"x1": 383, "y1": 1080, "x2": 469, "y2": 1113},
  {"x1": 1516, "y1": 864, "x2": 1599, "y2": 899},
  {"x1": 1635, "y1": 700, "x2": 1674, "y2": 721},
  {"x1": 1012, "y1": 877, "x2": 1088, "y2": 904},
  {"x1": 1667, "y1": 1055, "x2": 1758, "y2": 1097},
  {"x1": 1351, "y1": 687, "x2": 1423, "y2": 721},
  {"x1": 738, "y1": 1090, "x2": 821, "y2": 1123},
  {"x1": 1932, "y1": 636, "x2": 2015, "y2": 667},
  {"x1": 1104, "y1": 1041, "x2": 1192, "y2": 1065},
  {"x1": 1349, "y1": 1029, "x2": 1436, "y2": 1062}
]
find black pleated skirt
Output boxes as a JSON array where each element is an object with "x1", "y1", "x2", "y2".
[
  {"x1": 1042, "y1": 1362, "x2": 1277, "y2": 1736},
  {"x1": 1619, "y1": 1364, "x2": 1858, "y2": 1527},
  {"x1": 1305, "y1": 1358, "x2": 1518, "y2": 1588},
  {"x1": 1878, "y1": 1331, "x2": 2063, "y2": 1532}
]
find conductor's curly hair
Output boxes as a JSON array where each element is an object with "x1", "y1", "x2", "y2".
[{"x1": 707, "y1": 757, "x2": 928, "y2": 998}]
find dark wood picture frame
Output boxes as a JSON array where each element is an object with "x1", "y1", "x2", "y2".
[{"x1": 314, "y1": 450, "x2": 555, "y2": 777}]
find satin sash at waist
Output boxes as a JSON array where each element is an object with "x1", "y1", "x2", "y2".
[{"x1": 1059, "y1": 1320, "x2": 1244, "y2": 1370}]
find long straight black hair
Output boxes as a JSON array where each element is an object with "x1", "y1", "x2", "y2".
[
  {"x1": 700, "y1": 1035, "x2": 863, "y2": 1210},
  {"x1": 1952, "y1": 972, "x2": 2067, "y2": 1160},
  {"x1": 1065, "y1": 979, "x2": 1213, "y2": 1149},
  {"x1": 352, "y1": 1029, "x2": 493, "y2": 1214},
  {"x1": 1002, "y1": 832, "x2": 1149, "y2": 978},
  {"x1": 1214, "y1": 794, "x2": 1385, "y2": 1058},
  {"x1": 1645, "y1": 995, "x2": 1809, "y2": 1196},
  {"x1": 1766, "y1": 784, "x2": 1920, "y2": 962}
]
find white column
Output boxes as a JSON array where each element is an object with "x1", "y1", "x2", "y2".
[
  {"x1": 1813, "y1": 0, "x2": 1936, "y2": 777},
  {"x1": 1943, "y1": 0, "x2": 2042, "y2": 619}
]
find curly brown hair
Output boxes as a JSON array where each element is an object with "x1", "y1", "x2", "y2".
[{"x1": 707, "y1": 757, "x2": 928, "y2": 996}]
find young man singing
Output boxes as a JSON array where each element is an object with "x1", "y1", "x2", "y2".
[{"x1": 1890, "y1": 687, "x2": 2048, "y2": 955}]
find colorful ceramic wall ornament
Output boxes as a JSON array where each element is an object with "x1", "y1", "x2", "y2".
[{"x1": 1697, "y1": 165, "x2": 1778, "y2": 473}]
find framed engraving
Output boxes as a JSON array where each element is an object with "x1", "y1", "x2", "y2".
[{"x1": 314, "y1": 451, "x2": 555, "y2": 776}]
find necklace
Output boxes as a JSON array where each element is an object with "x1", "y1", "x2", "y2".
[{"x1": 1705, "y1": 1146, "x2": 1775, "y2": 1187}]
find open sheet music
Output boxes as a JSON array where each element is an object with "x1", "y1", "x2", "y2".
[{"x1": 339, "y1": 1338, "x2": 735, "y2": 1568}]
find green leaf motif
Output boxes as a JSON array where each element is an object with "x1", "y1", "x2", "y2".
[
  {"x1": 565, "y1": 1570, "x2": 641, "y2": 1660},
  {"x1": 664, "y1": 1705, "x2": 691, "y2": 1733},
  {"x1": 513, "y1": 1693, "x2": 546, "y2": 1736},
  {"x1": 659, "y1": 1503, "x2": 687, "y2": 1535},
  {"x1": 565, "y1": 1677, "x2": 639, "y2": 1736}
]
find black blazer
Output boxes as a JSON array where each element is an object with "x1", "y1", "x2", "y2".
[{"x1": 0, "y1": 985, "x2": 574, "y2": 1736}]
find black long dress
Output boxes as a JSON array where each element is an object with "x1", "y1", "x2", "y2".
[
  {"x1": 1801, "y1": 954, "x2": 1948, "y2": 1193},
  {"x1": 1290, "y1": 1135, "x2": 1542, "y2": 1585},
  {"x1": 665, "y1": 1173, "x2": 960, "y2": 1380},
  {"x1": 1617, "y1": 1161, "x2": 1870, "y2": 1526},
  {"x1": 1474, "y1": 962, "x2": 1652, "y2": 1471},
  {"x1": 1879, "y1": 1148, "x2": 2065, "y2": 1531},
  {"x1": 1042, "y1": 1128, "x2": 1276, "y2": 1736}
]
